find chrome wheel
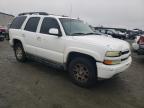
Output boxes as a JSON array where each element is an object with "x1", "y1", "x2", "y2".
[{"x1": 72, "y1": 63, "x2": 89, "y2": 82}]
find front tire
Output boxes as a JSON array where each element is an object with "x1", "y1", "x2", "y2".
[
  {"x1": 14, "y1": 42, "x2": 27, "y2": 62},
  {"x1": 68, "y1": 57, "x2": 97, "y2": 88}
]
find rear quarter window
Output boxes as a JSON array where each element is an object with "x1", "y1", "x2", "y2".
[{"x1": 10, "y1": 16, "x2": 27, "y2": 29}]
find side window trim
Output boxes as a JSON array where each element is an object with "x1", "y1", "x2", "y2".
[
  {"x1": 36, "y1": 17, "x2": 44, "y2": 33},
  {"x1": 21, "y1": 16, "x2": 30, "y2": 30},
  {"x1": 57, "y1": 18, "x2": 65, "y2": 36}
]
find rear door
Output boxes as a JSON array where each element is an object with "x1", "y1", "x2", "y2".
[
  {"x1": 23, "y1": 17, "x2": 40, "y2": 55},
  {"x1": 9, "y1": 16, "x2": 27, "y2": 45}
]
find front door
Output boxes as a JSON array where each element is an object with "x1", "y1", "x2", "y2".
[{"x1": 37, "y1": 17, "x2": 65, "y2": 63}]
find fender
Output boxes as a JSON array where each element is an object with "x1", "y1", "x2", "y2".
[
  {"x1": 64, "y1": 47, "x2": 103, "y2": 63},
  {"x1": 9, "y1": 29, "x2": 26, "y2": 50}
]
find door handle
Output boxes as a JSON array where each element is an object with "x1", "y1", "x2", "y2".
[
  {"x1": 37, "y1": 37, "x2": 41, "y2": 40},
  {"x1": 22, "y1": 34, "x2": 25, "y2": 38}
]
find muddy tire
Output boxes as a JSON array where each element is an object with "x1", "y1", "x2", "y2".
[
  {"x1": 14, "y1": 42, "x2": 27, "y2": 62},
  {"x1": 68, "y1": 57, "x2": 97, "y2": 88},
  {"x1": 0, "y1": 37, "x2": 4, "y2": 41}
]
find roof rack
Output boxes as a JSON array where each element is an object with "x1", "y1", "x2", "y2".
[{"x1": 18, "y1": 12, "x2": 49, "y2": 16}]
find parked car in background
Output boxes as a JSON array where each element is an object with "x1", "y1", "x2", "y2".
[
  {"x1": 132, "y1": 35, "x2": 144, "y2": 55},
  {"x1": 95, "y1": 27, "x2": 144, "y2": 40},
  {"x1": 89, "y1": 26, "x2": 112, "y2": 38},
  {"x1": 106, "y1": 29, "x2": 127, "y2": 39},
  {"x1": 94, "y1": 30, "x2": 112, "y2": 38},
  {"x1": 0, "y1": 34, "x2": 5, "y2": 41},
  {"x1": 0, "y1": 26, "x2": 6, "y2": 41},
  {"x1": 95, "y1": 28, "x2": 127, "y2": 40},
  {"x1": 127, "y1": 29, "x2": 144, "y2": 40},
  {"x1": 5, "y1": 23, "x2": 11, "y2": 40}
]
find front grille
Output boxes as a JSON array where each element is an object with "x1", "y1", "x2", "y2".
[
  {"x1": 121, "y1": 56, "x2": 129, "y2": 61},
  {"x1": 121, "y1": 50, "x2": 129, "y2": 55},
  {"x1": 121, "y1": 50, "x2": 130, "y2": 61}
]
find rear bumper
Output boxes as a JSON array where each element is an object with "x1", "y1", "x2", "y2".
[
  {"x1": 139, "y1": 44, "x2": 144, "y2": 49},
  {"x1": 96, "y1": 56, "x2": 132, "y2": 79}
]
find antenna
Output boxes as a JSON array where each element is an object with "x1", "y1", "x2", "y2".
[
  {"x1": 70, "y1": 3, "x2": 72, "y2": 18},
  {"x1": 69, "y1": 3, "x2": 72, "y2": 35}
]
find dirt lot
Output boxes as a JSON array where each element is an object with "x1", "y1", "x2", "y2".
[{"x1": 0, "y1": 41, "x2": 144, "y2": 108}]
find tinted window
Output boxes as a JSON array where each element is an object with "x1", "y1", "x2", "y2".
[
  {"x1": 24, "y1": 17, "x2": 40, "y2": 32},
  {"x1": 10, "y1": 16, "x2": 27, "y2": 29},
  {"x1": 40, "y1": 17, "x2": 61, "y2": 35}
]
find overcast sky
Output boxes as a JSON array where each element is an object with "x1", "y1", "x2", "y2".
[{"x1": 0, "y1": 0, "x2": 144, "y2": 29}]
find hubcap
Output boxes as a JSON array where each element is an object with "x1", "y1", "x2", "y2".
[
  {"x1": 72, "y1": 63, "x2": 89, "y2": 82},
  {"x1": 16, "y1": 47, "x2": 23, "y2": 59}
]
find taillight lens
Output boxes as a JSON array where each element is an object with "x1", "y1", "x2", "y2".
[
  {"x1": 138, "y1": 36, "x2": 144, "y2": 45},
  {"x1": 0, "y1": 29, "x2": 5, "y2": 32}
]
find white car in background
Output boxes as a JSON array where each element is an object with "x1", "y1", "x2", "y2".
[
  {"x1": 132, "y1": 36, "x2": 140, "y2": 51},
  {"x1": 132, "y1": 35, "x2": 144, "y2": 54}
]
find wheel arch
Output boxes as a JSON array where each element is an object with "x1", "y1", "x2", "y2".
[
  {"x1": 66, "y1": 51, "x2": 97, "y2": 68},
  {"x1": 13, "y1": 39, "x2": 22, "y2": 46}
]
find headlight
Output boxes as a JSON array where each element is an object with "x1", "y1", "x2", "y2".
[{"x1": 105, "y1": 51, "x2": 121, "y2": 57}]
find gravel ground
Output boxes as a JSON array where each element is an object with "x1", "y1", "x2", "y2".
[{"x1": 0, "y1": 40, "x2": 144, "y2": 108}]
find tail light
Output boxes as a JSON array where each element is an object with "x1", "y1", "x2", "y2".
[
  {"x1": 138, "y1": 36, "x2": 144, "y2": 45},
  {"x1": 0, "y1": 29, "x2": 5, "y2": 32}
]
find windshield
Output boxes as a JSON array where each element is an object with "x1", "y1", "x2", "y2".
[{"x1": 59, "y1": 18, "x2": 94, "y2": 36}]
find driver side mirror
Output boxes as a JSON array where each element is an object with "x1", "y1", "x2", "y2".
[{"x1": 49, "y1": 28, "x2": 61, "y2": 36}]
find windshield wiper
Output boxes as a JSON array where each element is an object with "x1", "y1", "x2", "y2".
[
  {"x1": 71, "y1": 32, "x2": 96, "y2": 36},
  {"x1": 85, "y1": 33, "x2": 95, "y2": 35},
  {"x1": 71, "y1": 33, "x2": 86, "y2": 36}
]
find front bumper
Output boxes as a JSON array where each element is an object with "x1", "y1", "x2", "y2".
[{"x1": 96, "y1": 56, "x2": 132, "y2": 79}]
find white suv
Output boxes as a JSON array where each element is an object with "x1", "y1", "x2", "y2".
[{"x1": 9, "y1": 12, "x2": 132, "y2": 87}]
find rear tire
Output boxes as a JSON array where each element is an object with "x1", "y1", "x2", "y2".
[
  {"x1": 68, "y1": 57, "x2": 97, "y2": 88},
  {"x1": 14, "y1": 42, "x2": 27, "y2": 62},
  {"x1": 0, "y1": 37, "x2": 4, "y2": 41}
]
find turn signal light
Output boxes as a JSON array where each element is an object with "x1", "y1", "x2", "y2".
[{"x1": 103, "y1": 60, "x2": 121, "y2": 65}]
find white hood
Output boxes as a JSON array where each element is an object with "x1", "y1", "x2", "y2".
[{"x1": 72, "y1": 35, "x2": 130, "y2": 51}]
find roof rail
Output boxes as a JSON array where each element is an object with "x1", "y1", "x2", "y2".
[{"x1": 18, "y1": 12, "x2": 49, "y2": 16}]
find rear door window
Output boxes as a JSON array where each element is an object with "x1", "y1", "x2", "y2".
[
  {"x1": 24, "y1": 17, "x2": 40, "y2": 32},
  {"x1": 10, "y1": 16, "x2": 27, "y2": 29}
]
